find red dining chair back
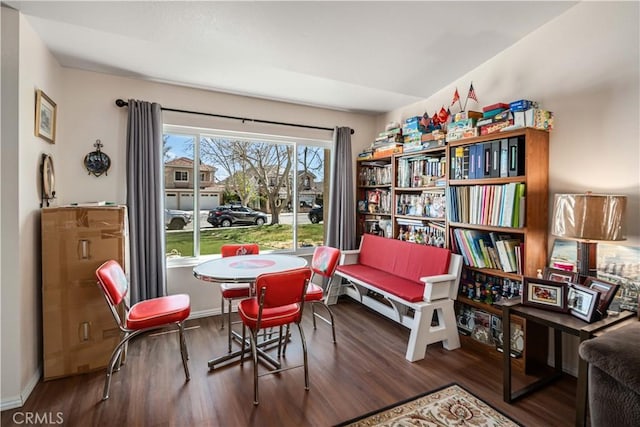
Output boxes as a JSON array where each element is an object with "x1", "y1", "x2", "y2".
[
  {"x1": 95, "y1": 260, "x2": 191, "y2": 401},
  {"x1": 219, "y1": 243, "x2": 260, "y2": 352},
  {"x1": 238, "y1": 267, "x2": 312, "y2": 405},
  {"x1": 305, "y1": 246, "x2": 341, "y2": 342}
]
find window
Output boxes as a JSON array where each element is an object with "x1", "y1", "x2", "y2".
[{"x1": 163, "y1": 125, "x2": 332, "y2": 260}]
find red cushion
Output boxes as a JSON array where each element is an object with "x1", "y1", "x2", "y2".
[
  {"x1": 304, "y1": 283, "x2": 324, "y2": 302},
  {"x1": 238, "y1": 298, "x2": 301, "y2": 329},
  {"x1": 220, "y1": 282, "x2": 251, "y2": 299},
  {"x1": 126, "y1": 294, "x2": 191, "y2": 330},
  {"x1": 358, "y1": 234, "x2": 451, "y2": 282},
  {"x1": 336, "y1": 264, "x2": 425, "y2": 303}
]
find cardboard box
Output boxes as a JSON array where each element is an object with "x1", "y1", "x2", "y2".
[{"x1": 479, "y1": 120, "x2": 514, "y2": 135}]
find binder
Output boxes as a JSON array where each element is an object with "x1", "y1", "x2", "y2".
[
  {"x1": 490, "y1": 141, "x2": 500, "y2": 177},
  {"x1": 482, "y1": 143, "x2": 492, "y2": 178},
  {"x1": 499, "y1": 138, "x2": 509, "y2": 177},
  {"x1": 468, "y1": 144, "x2": 477, "y2": 179},
  {"x1": 508, "y1": 137, "x2": 525, "y2": 177}
]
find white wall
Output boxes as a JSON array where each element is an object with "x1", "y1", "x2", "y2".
[
  {"x1": 1, "y1": 8, "x2": 64, "y2": 409},
  {"x1": 377, "y1": 1, "x2": 640, "y2": 246},
  {"x1": 376, "y1": 1, "x2": 639, "y2": 375}
]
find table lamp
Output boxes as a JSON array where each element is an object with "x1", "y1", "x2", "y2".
[{"x1": 551, "y1": 193, "x2": 627, "y2": 277}]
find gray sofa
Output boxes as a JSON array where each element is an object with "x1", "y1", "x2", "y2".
[{"x1": 578, "y1": 321, "x2": 640, "y2": 427}]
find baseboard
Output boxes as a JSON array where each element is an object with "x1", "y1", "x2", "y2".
[
  {"x1": 0, "y1": 366, "x2": 42, "y2": 411},
  {"x1": 188, "y1": 308, "x2": 221, "y2": 320}
]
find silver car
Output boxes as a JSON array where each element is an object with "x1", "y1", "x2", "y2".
[{"x1": 165, "y1": 209, "x2": 192, "y2": 230}]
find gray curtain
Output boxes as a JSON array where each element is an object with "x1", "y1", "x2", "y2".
[
  {"x1": 126, "y1": 99, "x2": 166, "y2": 303},
  {"x1": 327, "y1": 127, "x2": 356, "y2": 250}
]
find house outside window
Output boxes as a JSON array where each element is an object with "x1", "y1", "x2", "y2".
[{"x1": 163, "y1": 125, "x2": 331, "y2": 260}]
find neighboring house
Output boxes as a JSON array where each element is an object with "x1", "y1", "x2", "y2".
[{"x1": 164, "y1": 157, "x2": 224, "y2": 210}]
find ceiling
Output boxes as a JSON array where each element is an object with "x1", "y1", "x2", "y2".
[{"x1": 6, "y1": 1, "x2": 577, "y2": 114}]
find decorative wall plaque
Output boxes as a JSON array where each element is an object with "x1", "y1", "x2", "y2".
[{"x1": 84, "y1": 139, "x2": 111, "y2": 177}]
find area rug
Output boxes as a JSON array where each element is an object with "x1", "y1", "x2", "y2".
[{"x1": 335, "y1": 383, "x2": 521, "y2": 427}]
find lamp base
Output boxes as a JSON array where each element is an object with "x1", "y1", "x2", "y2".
[{"x1": 577, "y1": 241, "x2": 597, "y2": 279}]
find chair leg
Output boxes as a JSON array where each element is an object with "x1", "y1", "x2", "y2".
[
  {"x1": 227, "y1": 298, "x2": 233, "y2": 353},
  {"x1": 220, "y1": 295, "x2": 226, "y2": 330},
  {"x1": 102, "y1": 333, "x2": 132, "y2": 401},
  {"x1": 312, "y1": 302, "x2": 337, "y2": 343},
  {"x1": 295, "y1": 322, "x2": 310, "y2": 391},
  {"x1": 240, "y1": 324, "x2": 246, "y2": 365},
  {"x1": 249, "y1": 329, "x2": 260, "y2": 405},
  {"x1": 178, "y1": 322, "x2": 190, "y2": 381},
  {"x1": 311, "y1": 304, "x2": 318, "y2": 329}
]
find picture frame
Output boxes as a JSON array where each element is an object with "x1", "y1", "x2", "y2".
[
  {"x1": 522, "y1": 277, "x2": 568, "y2": 312},
  {"x1": 543, "y1": 267, "x2": 579, "y2": 283},
  {"x1": 584, "y1": 277, "x2": 619, "y2": 317},
  {"x1": 568, "y1": 283, "x2": 600, "y2": 322},
  {"x1": 35, "y1": 89, "x2": 57, "y2": 144},
  {"x1": 548, "y1": 238, "x2": 577, "y2": 272}
]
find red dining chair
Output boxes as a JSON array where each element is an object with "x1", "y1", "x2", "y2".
[
  {"x1": 220, "y1": 243, "x2": 260, "y2": 352},
  {"x1": 238, "y1": 267, "x2": 312, "y2": 405},
  {"x1": 305, "y1": 246, "x2": 341, "y2": 343},
  {"x1": 95, "y1": 260, "x2": 191, "y2": 401}
]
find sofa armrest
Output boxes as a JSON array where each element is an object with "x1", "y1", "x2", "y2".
[
  {"x1": 420, "y1": 274, "x2": 458, "y2": 302},
  {"x1": 340, "y1": 249, "x2": 360, "y2": 266}
]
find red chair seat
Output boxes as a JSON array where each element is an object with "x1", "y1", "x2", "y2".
[
  {"x1": 126, "y1": 294, "x2": 191, "y2": 330},
  {"x1": 220, "y1": 282, "x2": 251, "y2": 299},
  {"x1": 238, "y1": 298, "x2": 301, "y2": 330},
  {"x1": 305, "y1": 283, "x2": 324, "y2": 302}
]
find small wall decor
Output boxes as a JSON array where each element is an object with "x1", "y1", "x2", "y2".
[
  {"x1": 35, "y1": 89, "x2": 57, "y2": 144},
  {"x1": 40, "y1": 153, "x2": 56, "y2": 207},
  {"x1": 84, "y1": 139, "x2": 111, "y2": 177}
]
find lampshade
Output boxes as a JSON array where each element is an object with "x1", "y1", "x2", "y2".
[{"x1": 551, "y1": 193, "x2": 627, "y2": 241}]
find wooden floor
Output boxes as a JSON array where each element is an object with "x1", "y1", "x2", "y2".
[{"x1": 2, "y1": 298, "x2": 578, "y2": 426}]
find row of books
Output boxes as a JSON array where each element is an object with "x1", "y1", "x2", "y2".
[
  {"x1": 450, "y1": 136, "x2": 525, "y2": 180},
  {"x1": 451, "y1": 228, "x2": 524, "y2": 274},
  {"x1": 396, "y1": 155, "x2": 446, "y2": 188},
  {"x1": 396, "y1": 192, "x2": 445, "y2": 218},
  {"x1": 358, "y1": 163, "x2": 392, "y2": 186},
  {"x1": 447, "y1": 183, "x2": 525, "y2": 228}
]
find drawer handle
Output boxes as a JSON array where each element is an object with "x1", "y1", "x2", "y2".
[
  {"x1": 79, "y1": 322, "x2": 90, "y2": 341},
  {"x1": 78, "y1": 240, "x2": 90, "y2": 259}
]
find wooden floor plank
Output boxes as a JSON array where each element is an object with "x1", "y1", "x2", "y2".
[{"x1": 1, "y1": 298, "x2": 577, "y2": 426}]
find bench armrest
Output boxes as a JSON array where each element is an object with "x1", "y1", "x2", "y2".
[
  {"x1": 340, "y1": 249, "x2": 360, "y2": 265},
  {"x1": 420, "y1": 274, "x2": 458, "y2": 302}
]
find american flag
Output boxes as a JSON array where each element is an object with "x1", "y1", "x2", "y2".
[
  {"x1": 451, "y1": 88, "x2": 460, "y2": 106},
  {"x1": 467, "y1": 83, "x2": 478, "y2": 102}
]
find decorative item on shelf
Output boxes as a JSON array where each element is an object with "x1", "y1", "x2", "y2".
[
  {"x1": 84, "y1": 139, "x2": 111, "y2": 177},
  {"x1": 551, "y1": 192, "x2": 627, "y2": 278},
  {"x1": 40, "y1": 153, "x2": 56, "y2": 208},
  {"x1": 35, "y1": 89, "x2": 57, "y2": 144}
]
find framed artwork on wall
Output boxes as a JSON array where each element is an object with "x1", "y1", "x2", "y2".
[
  {"x1": 548, "y1": 239, "x2": 577, "y2": 272},
  {"x1": 35, "y1": 89, "x2": 57, "y2": 144}
]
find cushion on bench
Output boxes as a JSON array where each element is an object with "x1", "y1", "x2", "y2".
[
  {"x1": 357, "y1": 234, "x2": 451, "y2": 283},
  {"x1": 336, "y1": 264, "x2": 426, "y2": 302}
]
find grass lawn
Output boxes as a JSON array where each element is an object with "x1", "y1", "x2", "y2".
[{"x1": 166, "y1": 224, "x2": 324, "y2": 257}]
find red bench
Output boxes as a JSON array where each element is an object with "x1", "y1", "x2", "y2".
[{"x1": 335, "y1": 234, "x2": 462, "y2": 361}]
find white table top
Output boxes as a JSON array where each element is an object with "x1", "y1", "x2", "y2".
[{"x1": 193, "y1": 254, "x2": 308, "y2": 283}]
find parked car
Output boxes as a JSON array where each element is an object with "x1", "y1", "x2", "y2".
[
  {"x1": 165, "y1": 209, "x2": 193, "y2": 230},
  {"x1": 308, "y1": 206, "x2": 323, "y2": 224},
  {"x1": 207, "y1": 205, "x2": 268, "y2": 227}
]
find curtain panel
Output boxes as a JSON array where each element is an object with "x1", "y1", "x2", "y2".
[{"x1": 327, "y1": 127, "x2": 356, "y2": 251}]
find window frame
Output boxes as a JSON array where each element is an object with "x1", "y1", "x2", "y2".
[
  {"x1": 163, "y1": 124, "x2": 333, "y2": 265},
  {"x1": 174, "y1": 170, "x2": 189, "y2": 182}
]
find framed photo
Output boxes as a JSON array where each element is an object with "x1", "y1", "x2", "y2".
[
  {"x1": 35, "y1": 89, "x2": 57, "y2": 144},
  {"x1": 543, "y1": 267, "x2": 578, "y2": 283},
  {"x1": 584, "y1": 277, "x2": 619, "y2": 317},
  {"x1": 548, "y1": 239, "x2": 577, "y2": 272},
  {"x1": 522, "y1": 277, "x2": 568, "y2": 312},
  {"x1": 568, "y1": 283, "x2": 600, "y2": 322}
]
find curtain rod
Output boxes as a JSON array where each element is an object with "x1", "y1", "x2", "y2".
[{"x1": 114, "y1": 99, "x2": 354, "y2": 135}]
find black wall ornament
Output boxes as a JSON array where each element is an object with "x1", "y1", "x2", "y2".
[
  {"x1": 84, "y1": 139, "x2": 111, "y2": 177},
  {"x1": 40, "y1": 153, "x2": 56, "y2": 207}
]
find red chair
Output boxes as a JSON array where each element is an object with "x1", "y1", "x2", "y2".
[
  {"x1": 238, "y1": 267, "x2": 312, "y2": 405},
  {"x1": 95, "y1": 260, "x2": 190, "y2": 400},
  {"x1": 305, "y1": 246, "x2": 341, "y2": 342},
  {"x1": 219, "y1": 243, "x2": 260, "y2": 352}
]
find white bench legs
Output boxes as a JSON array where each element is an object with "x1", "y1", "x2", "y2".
[{"x1": 405, "y1": 299, "x2": 460, "y2": 362}]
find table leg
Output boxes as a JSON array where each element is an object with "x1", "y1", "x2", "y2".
[
  {"x1": 503, "y1": 304, "x2": 512, "y2": 402},
  {"x1": 576, "y1": 331, "x2": 590, "y2": 427}
]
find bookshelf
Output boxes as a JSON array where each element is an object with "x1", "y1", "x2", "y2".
[
  {"x1": 447, "y1": 127, "x2": 550, "y2": 373},
  {"x1": 356, "y1": 157, "x2": 393, "y2": 239}
]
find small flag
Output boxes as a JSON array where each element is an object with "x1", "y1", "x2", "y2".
[
  {"x1": 432, "y1": 112, "x2": 440, "y2": 125},
  {"x1": 419, "y1": 112, "x2": 430, "y2": 129},
  {"x1": 451, "y1": 88, "x2": 460, "y2": 106},
  {"x1": 467, "y1": 83, "x2": 478, "y2": 102},
  {"x1": 438, "y1": 106, "x2": 449, "y2": 123}
]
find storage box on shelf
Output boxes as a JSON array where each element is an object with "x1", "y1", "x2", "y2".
[
  {"x1": 447, "y1": 127, "x2": 550, "y2": 373},
  {"x1": 393, "y1": 146, "x2": 448, "y2": 247},
  {"x1": 356, "y1": 157, "x2": 393, "y2": 240}
]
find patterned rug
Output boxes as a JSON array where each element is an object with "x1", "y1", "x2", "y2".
[{"x1": 335, "y1": 383, "x2": 521, "y2": 427}]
